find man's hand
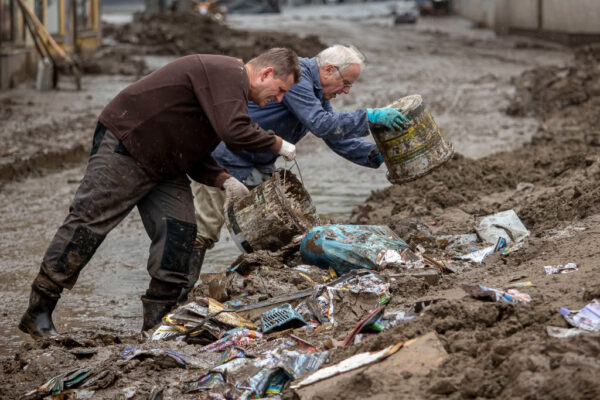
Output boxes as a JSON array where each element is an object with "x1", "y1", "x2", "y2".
[
  {"x1": 366, "y1": 107, "x2": 410, "y2": 131},
  {"x1": 223, "y1": 176, "x2": 250, "y2": 209},
  {"x1": 278, "y1": 139, "x2": 296, "y2": 161}
]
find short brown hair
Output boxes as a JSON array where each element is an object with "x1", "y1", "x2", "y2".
[{"x1": 247, "y1": 48, "x2": 301, "y2": 84}]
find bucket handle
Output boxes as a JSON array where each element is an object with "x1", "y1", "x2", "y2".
[{"x1": 283, "y1": 159, "x2": 305, "y2": 187}]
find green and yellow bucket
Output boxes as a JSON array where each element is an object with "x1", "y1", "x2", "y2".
[{"x1": 371, "y1": 94, "x2": 453, "y2": 184}]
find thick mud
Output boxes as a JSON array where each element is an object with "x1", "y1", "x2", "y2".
[
  {"x1": 2, "y1": 2, "x2": 597, "y2": 399},
  {"x1": 338, "y1": 41, "x2": 600, "y2": 400}
]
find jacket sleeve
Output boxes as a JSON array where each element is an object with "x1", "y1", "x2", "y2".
[
  {"x1": 323, "y1": 136, "x2": 383, "y2": 168},
  {"x1": 187, "y1": 154, "x2": 231, "y2": 188},
  {"x1": 189, "y1": 59, "x2": 278, "y2": 153},
  {"x1": 281, "y1": 77, "x2": 370, "y2": 140}
]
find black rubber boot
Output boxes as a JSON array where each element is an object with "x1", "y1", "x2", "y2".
[
  {"x1": 18, "y1": 289, "x2": 59, "y2": 339},
  {"x1": 177, "y1": 247, "x2": 206, "y2": 305},
  {"x1": 141, "y1": 296, "x2": 176, "y2": 331}
]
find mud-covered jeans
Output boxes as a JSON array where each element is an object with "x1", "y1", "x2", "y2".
[{"x1": 34, "y1": 123, "x2": 199, "y2": 300}]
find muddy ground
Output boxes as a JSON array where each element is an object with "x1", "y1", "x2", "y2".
[{"x1": 2, "y1": 2, "x2": 598, "y2": 399}]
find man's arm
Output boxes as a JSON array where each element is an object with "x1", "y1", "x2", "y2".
[
  {"x1": 282, "y1": 78, "x2": 370, "y2": 140},
  {"x1": 323, "y1": 137, "x2": 383, "y2": 168},
  {"x1": 187, "y1": 154, "x2": 231, "y2": 189}
]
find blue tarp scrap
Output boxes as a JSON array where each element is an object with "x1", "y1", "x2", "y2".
[{"x1": 300, "y1": 225, "x2": 409, "y2": 275}]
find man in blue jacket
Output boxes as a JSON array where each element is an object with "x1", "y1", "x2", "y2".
[{"x1": 182, "y1": 45, "x2": 409, "y2": 302}]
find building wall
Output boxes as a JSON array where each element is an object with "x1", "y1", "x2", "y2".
[
  {"x1": 543, "y1": 0, "x2": 600, "y2": 34},
  {"x1": 508, "y1": 0, "x2": 538, "y2": 30},
  {"x1": 454, "y1": 0, "x2": 600, "y2": 35}
]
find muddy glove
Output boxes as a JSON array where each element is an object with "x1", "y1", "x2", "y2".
[
  {"x1": 278, "y1": 139, "x2": 296, "y2": 161},
  {"x1": 367, "y1": 146, "x2": 384, "y2": 168},
  {"x1": 366, "y1": 107, "x2": 410, "y2": 130},
  {"x1": 223, "y1": 176, "x2": 250, "y2": 209}
]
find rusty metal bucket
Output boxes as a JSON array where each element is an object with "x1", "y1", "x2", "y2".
[
  {"x1": 371, "y1": 94, "x2": 453, "y2": 184},
  {"x1": 225, "y1": 170, "x2": 319, "y2": 253}
]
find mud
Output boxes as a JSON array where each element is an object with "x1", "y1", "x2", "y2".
[
  {"x1": 332, "y1": 35, "x2": 600, "y2": 400},
  {"x1": 1, "y1": 2, "x2": 597, "y2": 399},
  {"x1": 102, "y1": 12, "x2": 326, "y2": 61}
]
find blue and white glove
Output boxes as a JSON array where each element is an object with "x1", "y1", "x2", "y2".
[{"x1": 366, "y1": 107, "x2": 410, "y2": 131}]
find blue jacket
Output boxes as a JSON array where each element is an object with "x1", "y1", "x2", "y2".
[{"x1": 211, "y1": 57, "x2": 382, "y2": 182}]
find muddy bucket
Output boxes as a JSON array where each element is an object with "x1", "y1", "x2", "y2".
[
  {"x1": 225, "y1": 170, "x2": 319, "y2": 253},
  {"x1": 371, "y1": 94, "x2": 453, "y2": 184}
]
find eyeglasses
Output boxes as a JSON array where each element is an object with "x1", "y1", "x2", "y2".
[{"x1": 334, "y1": 66, "x2": 353, "y2": 89}]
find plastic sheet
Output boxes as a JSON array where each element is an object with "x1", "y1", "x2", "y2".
[
  {"x1": 476, "y1": 209, "x2": 530, "y2": 244},
  {"x1": 300, "y1": 225, "x2": 409, "y2": 275}
]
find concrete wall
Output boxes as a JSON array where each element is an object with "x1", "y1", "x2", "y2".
[
  {"x1": 543, "y1": 0, "x2": 600, "y2": 34},
  {"x1": 508, "y1": 0, "x2": 538, "y2": 30},
  {"x1": 454, "y1": 0, "x2": 600, "y2": 36}
]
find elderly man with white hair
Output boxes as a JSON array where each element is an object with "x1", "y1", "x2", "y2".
[{"x1": 181, "y1": 45, "x2": 409, "y2": 302}]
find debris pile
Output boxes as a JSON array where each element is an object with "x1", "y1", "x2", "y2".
[{"x1": 80, "y1": 12, "x2": 326, "y2": 76}]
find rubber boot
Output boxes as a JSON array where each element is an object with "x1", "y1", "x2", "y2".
[
  {"x1": 177, "y1": 247, "x2": 206, "y2": 305},
  {"x1": 18, "y1": 289, "x2": 59, "y2": 339},
  {"x1": 141, "y1": 296, "x2": 176, "y2": 331}
]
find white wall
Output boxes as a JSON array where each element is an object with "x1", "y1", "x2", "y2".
[
  {"x1": 543, "y1": 0, "x2": 600, "y2": 34},
  {"x1": 508, "y1": 0, "x2": 538, "y2": 30},
  {"x1": 454, "y1": 0, "x2": 600, "y2": 35}
]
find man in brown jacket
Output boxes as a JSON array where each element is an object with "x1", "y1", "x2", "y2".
[{"x1": 18, "y1": 48, "x2": 301, "y2": 338}]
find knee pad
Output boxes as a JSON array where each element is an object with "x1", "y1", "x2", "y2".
[
  {"x1": 160, "y1": 218, "x2": 197, "y2": 275},
  {"x1": 54, "y1": 225, "x2": 105, "y2": 279}
]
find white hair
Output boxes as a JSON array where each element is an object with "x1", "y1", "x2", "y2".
[{"x1": 316, "y1": 44, "x2": 366, "y2": 72}]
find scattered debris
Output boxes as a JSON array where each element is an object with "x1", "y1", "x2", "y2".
[
  {"x1": 544, "y1": 262, "x2": 579, "y2": 275},
  {"x1": 560, "y1": 300, "x2": 600, "y2": 331},
  {"x1": 546, "y1": 326, "x2": 589, "y2": 338},
  {"x1": 462, "y1": 284, "x2": 532, "y2": 304},
  {"x1": 476, "y1": 209, "x2": 530, "y2": 244}
]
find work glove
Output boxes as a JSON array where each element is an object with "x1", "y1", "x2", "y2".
[
  {"x1": 222, "y1": 176, "x2": 250, "y2": 209},
  {"x1": 367, "y1": 146, "x2": 385, "y2": 168},
  {"x1": 366, "y1": 107, "x2": 410, "y2": 131},
  {"x1": 278, "y1": 139, "x2": 296, "y2": 161}
]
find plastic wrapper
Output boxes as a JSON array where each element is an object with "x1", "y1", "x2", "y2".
[
  {"x1": 150, "y1": 301, "x2": 223, "y2": 341},
  {"x1": 315, "y1": 273, "x2": 391, "y2": 324},
  {"x1": 199, "y1": 328, "x2": 263, "y2": 353},
  {"x1": 380, "y1": 310, "x2": 417, "y2": 329},
  {"x1": 544, "y1": 262, "x2": 578, "y2": 275},
  {"x1": 279, "y1": 351, "x2": 328, "y2": 379},
  {"x1": 560, "y1": 300, "x2": 600, "y2": 331},
  {"x1": 377, "y1": 248, "x2": 427, "y2": 269},
  {"x1": 456, "y1": 237, "x2": 522, "y2": 263},
  {"x1": 182, "y1": 373, "x2": 226, "y2": 393},
  {"x1": 462, "y1": 284, "x2": 531, "y2": 304}
]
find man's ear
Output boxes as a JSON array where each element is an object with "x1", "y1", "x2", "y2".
[
  {"x1": 325, "y1": 64, "x2": 336, "y2": 75},
  {"x1": 260, "y1": 67, "x2": 274, "y2": 81}
]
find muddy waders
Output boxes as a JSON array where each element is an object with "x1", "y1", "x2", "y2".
[
  {"x1": 19, "y1": 123, "x2": 202, "y2": 338},
  {"x1": 18, "y1": 274, "x2": 61, "y2": 338}
]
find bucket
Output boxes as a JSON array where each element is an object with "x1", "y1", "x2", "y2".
[
  {"x1": 225, "y1": 170, "x2": 319, "y2": 253},
  {"x1": 371, "y1": 94, "x2": 453, "y2": 184},
  {"x1": 36, "y1": 57, "x2": 53, "y2": 91}
]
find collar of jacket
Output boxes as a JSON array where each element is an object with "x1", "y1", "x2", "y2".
[{"x1": 304, "y1": 57, "x2": 323, "y2": 101}]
